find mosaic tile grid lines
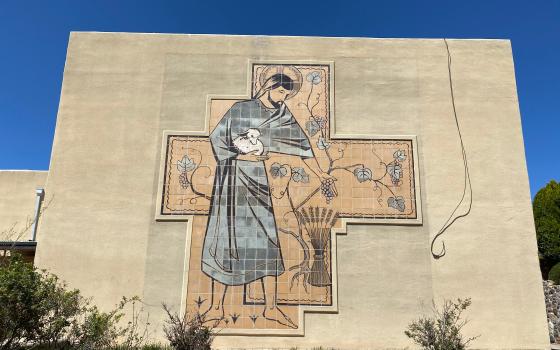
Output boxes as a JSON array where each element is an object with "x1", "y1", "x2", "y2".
[{"x1": 157, "y1": 62, "x2": 420, "y2": 334}]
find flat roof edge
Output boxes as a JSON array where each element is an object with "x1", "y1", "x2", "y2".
[
  {"x1": 68, "y1": 32, "x2": 512, "y2": 42},
  {"x1": 0, "y1": 241, "x2": 37, "y2": 251}
]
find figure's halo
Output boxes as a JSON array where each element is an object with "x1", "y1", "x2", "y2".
[{"x1": 258, "y1": 65, "x2": 303, "y2": 100}]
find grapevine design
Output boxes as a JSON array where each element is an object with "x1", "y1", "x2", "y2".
[
  {"x1": 179, "y1": 172, "x2": 190, "y2": 189},
  {"x1": 320, "y1": 178, "x2": 337, "y2": 204},
  {"x1": 176, "y1": 68, "x2": 412, "y2": 297},
  {"x1": 176, "y1": 149, "x2": 212, "y2": 204},
  {"x1": 270, "y1": 69, "x2": 410, "y2": 292}
]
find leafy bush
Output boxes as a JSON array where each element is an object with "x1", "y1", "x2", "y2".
[
  {"x1": 69, "y1": 302, "x2": 126, "y2": 349},
  {"x1": 133, "y1": 345, "x2": 171, "y2": 350},
  {"x1": 534, "y1": 180, "x2": 560, "y2": 262},
  {"x1": 162, "y1": 304, "x2": 214, "y2": 350},
  {"x1": 1, "y1": 253, "x2": 48, "y2": 349},
  {"x1": 0, "y1": 254, "x2": 82, "y2": 349},
  {"x1": 0, "y1": 254, "x2": 150, "y2": 350},
  {"x1": 549, "y1": 263, "x2": 560, "y2": 284},
  {"x1": 405, "y1": 298, "x2": 479, "y2": 350}
]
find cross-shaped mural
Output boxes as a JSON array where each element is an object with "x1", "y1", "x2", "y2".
[{"x1": 156, "y1": 62, "x2": 421, "y2": 335}]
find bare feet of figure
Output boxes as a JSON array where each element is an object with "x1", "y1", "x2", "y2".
[{"x1": 262, "y1": 306, "x2": 297, "y2": 329}]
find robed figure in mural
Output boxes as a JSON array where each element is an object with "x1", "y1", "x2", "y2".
[{"x1": 201, "y1": 67, "x2": 335, "y2": 328}]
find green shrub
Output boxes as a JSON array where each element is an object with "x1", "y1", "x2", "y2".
[
  {"x1": 0, "y1": 254, "x2": 150, "y2": 350},
  {"x1": 0, "y1": 253, "x2": 47, "y2": 349},
  {"x1": 549, "y1": 263, "x2": 560, "y2": 284},
  {"x1": 0, "y1": 253, "x2": 83, "y2": 349},
  {"x1": 405, "y1": 298, "x2": 479, "y2": 350},
  {"x1": 69, "y1": 303, "x2": 125, "y2": 349},
  {"x1": 534, "y1": 180, "x2": 560, "y2": 262},
  {"x1": 137, "y1": 344, "x2": 171, "y2": 350}
]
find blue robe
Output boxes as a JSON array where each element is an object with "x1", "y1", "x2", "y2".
[{"x1": 202, "y1": 99, "x2": 314, "y2": 286}]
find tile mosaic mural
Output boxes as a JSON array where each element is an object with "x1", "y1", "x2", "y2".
[{"x1": 157, "y1": 62, "x2": 421, "y2": 335}]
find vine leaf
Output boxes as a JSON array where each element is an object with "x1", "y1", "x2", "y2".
[
  {"x1": 177, "y1": 155, "x2": 196, "y2": 173},
  {"x1": 291, "y1": 167, "x2": 310, "y2": 183},
  {"x1": 270, "y1": 162, "x2": 288, "y2": 178},
  {"x1": 305, "y1": 119, "x2": 321, "y2": 136},
  {"x1": 353, "y1": 167, "x2": 373, "y2": 183},
  {"x1": 387, "y1": 163, "x2": 403, "y2": 185},
  {"x1": 393, "y1": 150, "x2": 407, "y2": 162},
  {"x1": 317, "y1": 137, "x2": 330, "y2": 150},
  {"x1": 388, "y1": 196, "x2": 406, "y2": 212}
]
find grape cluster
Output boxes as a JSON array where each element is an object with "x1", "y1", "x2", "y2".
[
  {"x1": 179, "y1": 172, "x2": 190, "y2": 189},
  {"x1": 320, "y1": 178, "x2": 337, "y2": 203}
]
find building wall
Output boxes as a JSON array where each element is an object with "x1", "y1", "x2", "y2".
[
  {"x1": 0, "y1": 170, "x2": 47, "y2": 241},
  {"x1": 34, "y1": 33, "x2": 548, "y2": 349}
]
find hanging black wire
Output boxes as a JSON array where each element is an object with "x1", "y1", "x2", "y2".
[{"x1": 430, "y1": 39, "x2": 474, "y2": 259}]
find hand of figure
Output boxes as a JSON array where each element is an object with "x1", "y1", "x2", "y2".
[{"x1": 237, "y1": 152, "x2": 269, "y2": 162}]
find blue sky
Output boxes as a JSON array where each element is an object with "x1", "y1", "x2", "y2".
[{"x1": 0, "y1": 0, "x2": 558, "y2": 196}]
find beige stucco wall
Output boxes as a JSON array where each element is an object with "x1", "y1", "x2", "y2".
[
  {"x1": 0, "y1": 170, "x2": 47, "y2": 241},
  {"x1": 35, "y1": 33, "x2": 548, "y2": 349}
]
